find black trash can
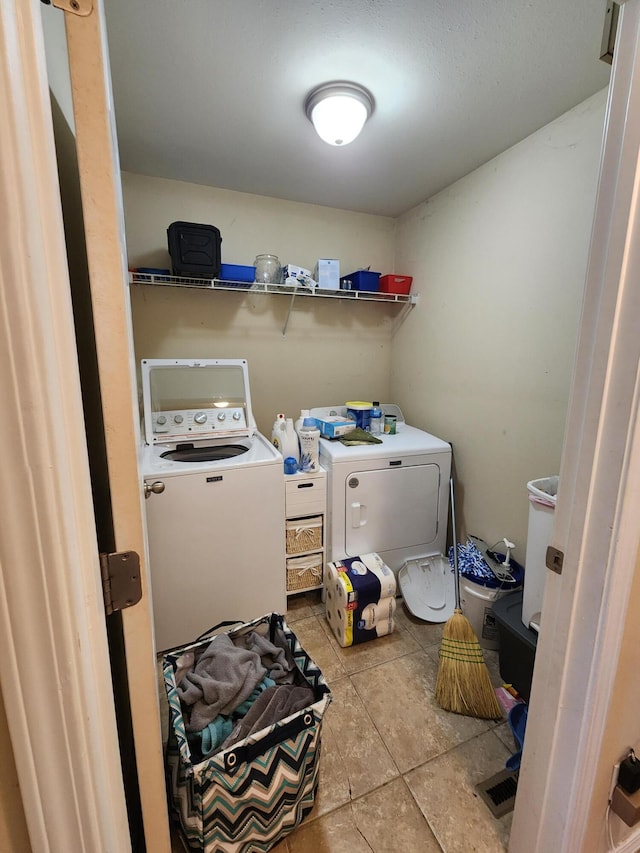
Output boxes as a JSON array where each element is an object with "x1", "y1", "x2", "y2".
[{"x1": 492, "y1": 590, "x2": 538, "y2": 702}]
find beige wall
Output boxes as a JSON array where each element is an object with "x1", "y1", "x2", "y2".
[
  {"x1": 123, "y1": 173, "x2": 397, "y2": 433},
  {"x1": 392, "y1": 89, "x2": 607, "y2": 561},
  {"x1": 123, "y1": 90, "x2": 607, "y2": 551}
]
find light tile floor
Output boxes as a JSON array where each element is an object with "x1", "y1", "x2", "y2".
[{"x1": 169, "y1": 592, "x2": 515, "y2": 853}]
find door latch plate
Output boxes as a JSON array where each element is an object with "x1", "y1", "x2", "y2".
[{"x1": 546, "y1": 545, "x2": 564, "y2": 575}]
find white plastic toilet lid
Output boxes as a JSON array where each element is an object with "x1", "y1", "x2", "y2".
[{"x1": 398, "y1": 554, "x2": 456, "y2": 623}]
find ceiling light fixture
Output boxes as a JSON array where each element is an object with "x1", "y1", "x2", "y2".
[{"x1": 304, "y1": 82, "x2": 374, "y2": 147}]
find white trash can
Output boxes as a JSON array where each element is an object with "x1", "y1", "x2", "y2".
[
  {"x1": 460, "y1": 578, "x2": 515, "y2": 650},
  {"x1": 523, "y1": 476, "x2": 558, "y2": 630}
]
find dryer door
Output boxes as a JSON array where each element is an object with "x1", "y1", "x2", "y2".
[{"x1": 344, "y1": 463, "x2": 441, "y2": 557}]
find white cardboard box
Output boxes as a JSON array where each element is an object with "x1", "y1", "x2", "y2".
[{"x1": 314, "y1": 259, "x2": 340, "y2": 290}]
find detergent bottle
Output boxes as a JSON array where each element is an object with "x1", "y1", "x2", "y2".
[
  {"x1": 271, "y1": 413, "x2": 286, "y2": 453},
  {"x1": 298, "y1": 417, "x2": 320, "y2": 472},
  {"x1": 295, "y1": 408, "x2": 310, "y2": 436},
  {"x1": 281, "y1": 418, "x2": 300, "y2": 465}
]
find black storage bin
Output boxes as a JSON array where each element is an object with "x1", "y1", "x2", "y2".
[
  {"x1": 167, "y1": 221, "x2": 222, "y2": 278},
  {"x1": 492, "y1": 590, "x2": 538, "y2": 702}
]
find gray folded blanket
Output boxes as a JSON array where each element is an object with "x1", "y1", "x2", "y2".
[
  {"x1": 178, "y1": 634, "x2": 266, "y2": 732},
  {"x1": 176, "y1": 628, "x2": 297, "y2": 733},
  {"x1": 222, "y1": 684, "x2": 315, "y2": 750},
  {"x1": 233, "y1": 629, "x2": 296, "y2": 684}
]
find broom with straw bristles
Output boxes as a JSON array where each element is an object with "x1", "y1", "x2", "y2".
[{"x1": 435, "y1": 477, "x2": 503, "y2": 720}]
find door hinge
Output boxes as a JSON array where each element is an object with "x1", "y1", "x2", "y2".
[
  {"x1": 600, "y1": 2, "x2": 620, "y2": 65},
  {"x1": 40, "y1": 0, "x2": 93, "y2": 18},
  {"x1": 100, "y1": 550, "x2": 142, "y2": 615},
  {"x1": 546, "y1": 545, "x2": 564, "y2": 575}
]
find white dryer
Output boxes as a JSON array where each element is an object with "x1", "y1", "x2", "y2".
[
  {"x1": 140, "y1": 359, "x2": 285, "y2": 651},
  {"x1": 310, "y1": 405, "x2": 451, "y2": 575}
]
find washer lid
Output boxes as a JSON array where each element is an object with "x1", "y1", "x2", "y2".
[{"x1": 141, "y1": 358, "x2": 256, "y2": 445}]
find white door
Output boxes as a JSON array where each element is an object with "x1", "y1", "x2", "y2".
[{"x1": 510, "y1": 1, "x2": 640, "y2": 850}]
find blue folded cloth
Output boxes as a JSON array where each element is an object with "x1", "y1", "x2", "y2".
[{"x1": 200, "y1": 717, "x2": 234, "y2": 757}]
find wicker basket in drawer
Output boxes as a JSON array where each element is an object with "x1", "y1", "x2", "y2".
[
  {"x1": 286, "y1": 515, "x2": 323, "y2": 555},
  {"x1": 286, "y1": 553, "x2": 323, "y2": 592}
]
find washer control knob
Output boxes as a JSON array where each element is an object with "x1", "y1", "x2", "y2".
[
  {"x1": 156, "y1": 415, "x2": 167, "y2": 425},
  {"x1": 217, "y1": 412, "x2": 226, "y2": 421},
  {"x1": 232, "y1": 411, "x2": 242, "y2": 421},
  {"x1": 174, "y1": 414, "x2": 184, "y2": 425},
  {"x1": 193, "y1": 412, "x2": 208, "y2": 425}
]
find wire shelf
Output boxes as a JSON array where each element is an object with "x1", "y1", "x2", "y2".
[{"x1": 129, "y1": 271, "x2": 419, "y2": 305}]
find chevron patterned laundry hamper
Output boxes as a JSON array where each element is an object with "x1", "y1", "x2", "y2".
[{"x1": 163, "y1": 613, "x2": 332, "y2": 852}]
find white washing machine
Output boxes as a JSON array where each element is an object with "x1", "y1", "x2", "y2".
[
  {"x1": 140, "y1": 359, "x2": 285, "y2": 651},
  {"x1": 310, "y1": 405, "x2": 451, "y2": 575}
]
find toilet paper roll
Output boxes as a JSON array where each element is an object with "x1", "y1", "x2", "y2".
[
  {"x1": 356, "y1": 597, "x2": 397, "y2": 630},
  {"x1": 372, "y1": 618, "x2": 395, "y2": 639},
  {"x1": 327, "y1": 609, "x2": 396, "y2": 647},
  {"x1": 324, "y1": 597, "x2": 353, "y2": 647},
  {"x1": 325, "y1": 594, "x2": 397, "y2": 647},
  {"x1": 325, "y1": 596, "x2": 397, "y2": 631},
  {"x1": 327, "y1": 553, "x2": 396, "y2": 611},
  {"x1": 360, "y1": 552, "x2": 397, "y2": 597}
]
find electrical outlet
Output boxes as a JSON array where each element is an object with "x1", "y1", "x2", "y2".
[{"x1": 609, "y1": 762, "x2": 621, "y2": 802}]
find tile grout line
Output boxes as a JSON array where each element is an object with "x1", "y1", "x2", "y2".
[
  {"x1": 288, "y1": 595, "x2": 512, "y2": 848},
  {"x1": 287, "y1": 613, "x2": 508, "y2": 853},
  {"x1": 398, "y1": 774, "x2": 447, "y2": 853},
  {"x1": 347, "y1": 643, "x2": 499, "y2": 773}
]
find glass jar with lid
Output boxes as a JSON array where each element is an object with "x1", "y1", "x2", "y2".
[{"x1": 254, "y1": 254, "x2": 282, "y2": 284}]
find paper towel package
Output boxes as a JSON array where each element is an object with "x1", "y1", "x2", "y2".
[{"x1": 325, "y1": 553, "x2": 397, "y2": 647}]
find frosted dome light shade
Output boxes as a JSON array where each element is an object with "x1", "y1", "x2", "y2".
[
  {"x1": 310, "y1": 95, "x2": 368, "y2": 146},
  {"x1": 305, "y1": 82, "x2": 374, "y2": 146}
]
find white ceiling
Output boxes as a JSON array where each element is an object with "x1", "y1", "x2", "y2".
[{"x1": 104, "y1": 0, "x2": 611, "y2": 218}]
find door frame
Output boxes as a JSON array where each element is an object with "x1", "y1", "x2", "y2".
[{"x1": 63, "y1": 2, "x2": 170, "y2": 848}]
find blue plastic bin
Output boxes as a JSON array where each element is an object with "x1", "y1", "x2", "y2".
[
  {"x1": 219, "y1": 263, "x2": 256, "y2": 287},
  {"x1": 342, "y1": 270, "x2": 380, "y2": 292}
]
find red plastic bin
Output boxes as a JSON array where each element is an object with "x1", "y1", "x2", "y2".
[{"x1": 379, "y1": 274, "x2": 413, "y2": 294}]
